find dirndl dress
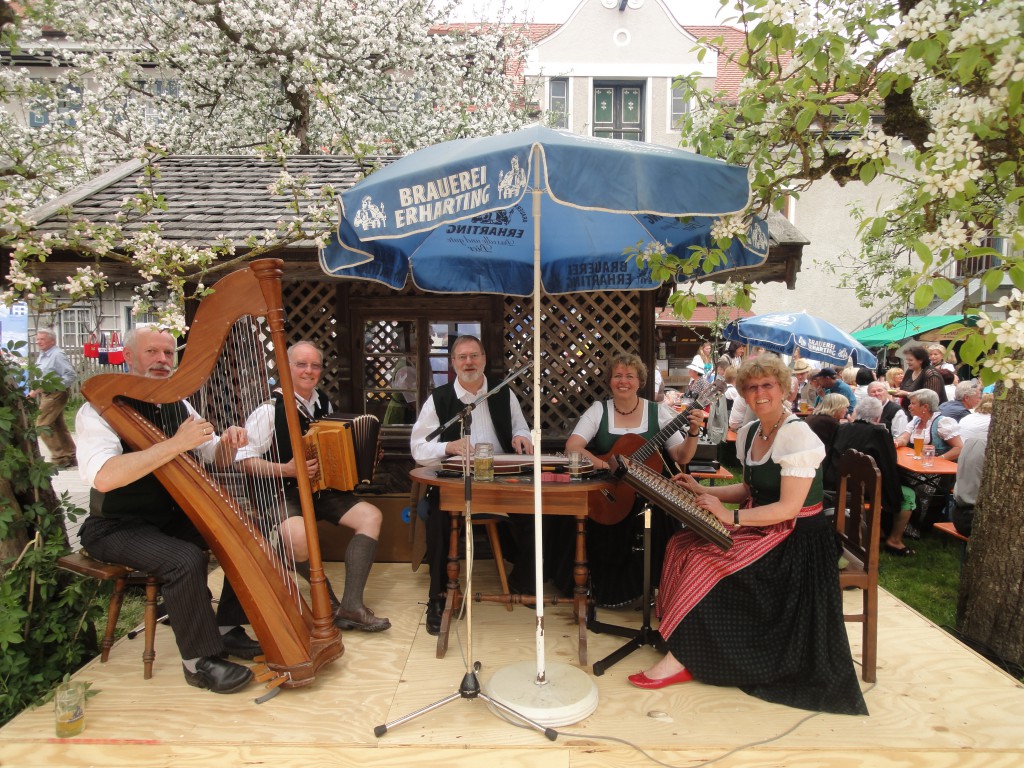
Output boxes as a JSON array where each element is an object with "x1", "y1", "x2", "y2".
[{"x1": 656, "y1": 419, "x2": 868, "y2": 715}]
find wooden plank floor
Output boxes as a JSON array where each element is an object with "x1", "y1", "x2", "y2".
[{"x1": 3, "y1": 558, "x2": 1024, "y2": 767}]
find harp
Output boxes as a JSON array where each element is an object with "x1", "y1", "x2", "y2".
[{"x1": 80, "y1": 259, "x2": 342, "y2": 688}]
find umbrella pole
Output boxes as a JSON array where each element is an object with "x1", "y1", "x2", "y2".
[{"x1": 479, "y1": 145, "x2": 598, "y2": 729}]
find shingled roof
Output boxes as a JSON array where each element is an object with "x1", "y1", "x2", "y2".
[{"x1": 29, "y1": 154, "x2": 391, "y2": 252}]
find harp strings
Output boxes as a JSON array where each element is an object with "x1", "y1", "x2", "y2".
[{"x1": 195, "y1": 316, "x2": 303, "y2": 609}]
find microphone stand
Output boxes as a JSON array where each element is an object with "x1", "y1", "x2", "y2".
[{"x1": 375, "y1": 364, "x2": 555, "y2": 741}]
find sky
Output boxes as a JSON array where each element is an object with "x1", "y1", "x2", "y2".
[{"x1": 446, "y1": 0, "x2": 736, "y2": 26}]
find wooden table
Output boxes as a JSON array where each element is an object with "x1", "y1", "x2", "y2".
[
  {"x1": 690, "y1": 465, "x2": 734, "y2": 486},
  {"x1": 410, "y1": 466, "x2": 613, "y2": 665},
  {"x1": 896, "y1": 446, "x2": 958, "y2": 515}
]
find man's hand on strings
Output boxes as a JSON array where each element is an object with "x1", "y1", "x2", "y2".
[
  {"x1": 213, "y1": 425, "x2": 248, "y2": 467},
  {"x1": 511, "y1": 436, "x2": 534, "y2": 455},
  {"x1": 444, "y1": 436, "x2": 472, "y2": 457},
  {"x1": 174, "y1": 416, "x2": 218, "y2": 452}
]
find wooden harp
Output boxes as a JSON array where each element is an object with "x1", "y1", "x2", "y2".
[{"x1": 81, "y1": 259, "x2": 342, "y2": 688}]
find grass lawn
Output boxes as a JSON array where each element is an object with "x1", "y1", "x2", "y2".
[{"x1": 713, "y1": 453, "x2": 963, "y2": 630}]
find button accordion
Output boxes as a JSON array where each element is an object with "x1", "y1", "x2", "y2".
[{"x1": 305, "y1": 415, "x2": 381, "y2": 493}]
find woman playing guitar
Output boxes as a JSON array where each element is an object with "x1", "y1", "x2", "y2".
[{"x1": 558, "y1": 353, "x2": 704, "y2": 607}]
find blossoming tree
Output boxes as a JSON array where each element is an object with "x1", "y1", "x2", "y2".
[
  {"x1": 653, "y1": 0, "x2": 1023, "y2": 665},
  {"x1": 1, "y1": 0, "x2": 535, "y2": 326},
  {"x1": 1, "y1": 0, "x2": 535, "y2": 715}
]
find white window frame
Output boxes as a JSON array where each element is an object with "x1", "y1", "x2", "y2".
[
  {"x1": 59, "y1": 307, "x2": 93, "y2": 350},
  {"x1": 668, "y1": 80, "x2": 690, "y2": 133},
  {"x1": 548, "y1": 77, "x2": 569, "y2": 130}
]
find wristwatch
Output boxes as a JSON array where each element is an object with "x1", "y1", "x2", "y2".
[{"x1": 733, "y1": 509, "x2": 740, "y2": 526}]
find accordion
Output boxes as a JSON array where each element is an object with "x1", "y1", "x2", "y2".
[
  {"x1": 304, "y1": 415, "x2": 381, "y2": 493},
  {"x1": 616, "y1": 454, "x2": 733, "y2": 551}
]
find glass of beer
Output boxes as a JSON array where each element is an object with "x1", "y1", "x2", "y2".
[
  {"x1": 567, "y1": 450, "x2": 584, "y2": 480},
  {"x1": 912, "y1": 429, "x2": 925, "y2": 459},
  {"x1": 54, "y1": 681, "x2": 86, "y2": 738},
  {"x1": 473, "y1": 442, "x2": 494, "y2": 482}
]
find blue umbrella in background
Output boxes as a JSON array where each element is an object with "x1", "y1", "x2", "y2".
[
  {"x1": 320, "y1": 125, "x2": 766, "y2": 726},
  {"x1": 723, "y1": 311, "x2": 878, "y2": 368}
]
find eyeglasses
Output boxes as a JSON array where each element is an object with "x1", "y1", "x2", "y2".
[
  {"x1": 454, "y1": 353, "x2": 482, "y2": 363},
  {"x1": 292, "y1": 362, "x2": 323, "y2": 371}
]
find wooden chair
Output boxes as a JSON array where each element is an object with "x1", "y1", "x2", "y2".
[
  {"x1": 57, "y1": 551, "x2": 162, "y2": 679},
  {"x1": 834, "y1": 449, "x2": 882, "y2": 683},
  {"x1": 408, "y1": 480, "x2": 511, "y2": 607}
]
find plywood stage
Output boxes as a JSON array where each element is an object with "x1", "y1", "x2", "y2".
[{"x1": 2, "y1": 561, "x2": 1023, "y2": 768}]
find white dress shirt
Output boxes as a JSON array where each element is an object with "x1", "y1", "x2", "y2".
[{"x1": 410, "y1": 378, "x2": 531, "y2": 465}]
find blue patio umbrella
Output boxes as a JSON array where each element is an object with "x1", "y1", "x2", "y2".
[
  {"x1": 321, "y1": 125, "x2": 768, "y2": 291},
  {"x1": 722, "y1": 311, "x2": 878, "y2": 368},
  {"x1": 320, "y1": 125, "x2": 765, "y2": 726}
]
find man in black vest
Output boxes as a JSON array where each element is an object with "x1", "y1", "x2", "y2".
[
  {"x1": 410, "y1": 335, "x2": 533, "y2": 635},
  {"x1": 236, "y1": 341, "x2": 389, "y2": 632},
  {"x1": 76, "y1": 327, "x2": 258, "y2": 694}
]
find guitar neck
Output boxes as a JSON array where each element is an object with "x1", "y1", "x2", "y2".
[
  {"x1": 629, "y1": 404, "x2": 700, "y2": 464},
  {"x1": 628, "y1": 380, "x2": 727, "y2": 464}
]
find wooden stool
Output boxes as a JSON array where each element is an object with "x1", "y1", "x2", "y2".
[
  {"x1": 57, "y1": 551, "x2": 162, "y2": 679},
  {"x1": 472, "y1": 516, "x2": 512, "y2": 610}
]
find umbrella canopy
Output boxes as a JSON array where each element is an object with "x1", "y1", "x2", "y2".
[
  {"x1": 723, "y1": 311, "x2": 878, "y2": 369},
  {"x1": 321, "y1": 126, "x2": 764, "y2": 719},
  {"x1": 851, "y1": 315, "x2": 976, "y2": 347},
  {"x1": 321, "y1": 125, "x2": 768, "y2": 290}
]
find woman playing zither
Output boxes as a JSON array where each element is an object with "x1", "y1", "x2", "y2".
[{"x1": 632, "y1": 353, "x2": 867, "y2": 716}]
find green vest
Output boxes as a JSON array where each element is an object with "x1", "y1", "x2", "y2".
[{"x1": 741, "y1": 418, "x2": 823, "y2": 508}]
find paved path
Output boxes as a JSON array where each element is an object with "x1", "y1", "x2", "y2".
[{"x1": 42, "y1": 435, "x2": 89, "y2": 550}]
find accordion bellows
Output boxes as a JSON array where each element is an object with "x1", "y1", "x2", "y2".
[{"x1": 304, "y1": 415, "x2": 381, "y2": 492}]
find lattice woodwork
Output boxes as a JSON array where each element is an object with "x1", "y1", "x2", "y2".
[
  {"x1": 283, "y1": 279, "x2": 643, "y2": 443},
  {"x1": 282, "y1": 281, "x2": 342, "y2": 406},
  {"x1": 503, "y1": 291, "x2": 642, "y2": 434}
]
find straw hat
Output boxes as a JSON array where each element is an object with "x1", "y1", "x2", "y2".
[{"x1": 792, "y1": 358, "x2": 812, "y2": 373}]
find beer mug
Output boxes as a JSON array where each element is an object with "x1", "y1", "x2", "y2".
[
  {"x1": 567, "y1": 449, "x2": 584, "y2": 480},
  {"x1": 922, "y1": 444, "x2": 935, "y2": 467},
  {"x1": 473, "y1": 442, "x2": 494, "y2": 482}
]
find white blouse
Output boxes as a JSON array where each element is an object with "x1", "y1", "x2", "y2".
[{"x1": 735, "y1": 418, "x2": 825, "y2": 478}]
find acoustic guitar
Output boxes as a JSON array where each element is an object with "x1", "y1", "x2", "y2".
[{"x1": 588, "y1": 378, "x2": 728, "y2": 525}]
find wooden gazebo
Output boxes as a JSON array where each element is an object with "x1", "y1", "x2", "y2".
[{"x1": 11, "y1": 155, "x2": 806, "y2": 494}]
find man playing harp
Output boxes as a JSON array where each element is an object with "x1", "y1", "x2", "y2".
[
  {"x1": 236, "y1": 341, "x2": 390, "y2": 633},
  {"x1": 76, "y1": 326, "x2": 261, "y2": 694}
]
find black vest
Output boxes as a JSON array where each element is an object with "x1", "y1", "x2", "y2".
[
  {"x1": 880, "y1": 401, "x2": 902, "y2": 437},
  {"x1": 91, "y1": 399, "x2": 190, "y2": 528},
  {"x1": 270, "y1": 390, "x2": 330, "y2": 488},
  {"x1": 432, "y1": 378, "x2": 515, "y2": 452}
]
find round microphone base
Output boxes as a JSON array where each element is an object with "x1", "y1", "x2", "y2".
[{"x1": 482, "y1": 660, "x2": 599, "y2": 728}]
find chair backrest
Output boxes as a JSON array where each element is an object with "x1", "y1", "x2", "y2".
[{"x1": 834, "y1": 448, "x2": 882, "y2": 581}]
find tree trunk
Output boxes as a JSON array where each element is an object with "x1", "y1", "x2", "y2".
[
  {"x1": 0, "y1": 477, "x2": 30, "y2": 573},
  {"x1": 957, "y1": 381, "x2": 1024, "y2": 666}
]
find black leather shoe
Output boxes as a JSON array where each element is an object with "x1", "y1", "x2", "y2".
[
  {"x1": 334, "y1": 605, "x2": 391, "y2": 632},
  {"x1": 220, "y1": 626, "x2": 263, "y2": 660},
  {"x1": 425, "y1": 598, "x2": 444, "y2": 636},
  {"x1": 183, "y1": 656, "x2": 253, "y2": 694}
]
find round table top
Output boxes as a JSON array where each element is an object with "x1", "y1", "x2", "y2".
[{"x1": 410, "y1": 465, "x2": 613, "y2": 493}]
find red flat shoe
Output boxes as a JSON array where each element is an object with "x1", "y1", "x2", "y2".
[{"x1": 627, "y1": 667, "x2": 694, "y2": 689}]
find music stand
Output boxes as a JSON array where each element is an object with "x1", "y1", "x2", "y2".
[
  {"x1": 374, "y1": 368, "x2": 556, "y2": 740},
  {"x1": 589, "y1": 503, "x2": 666, "y2": 676}
]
